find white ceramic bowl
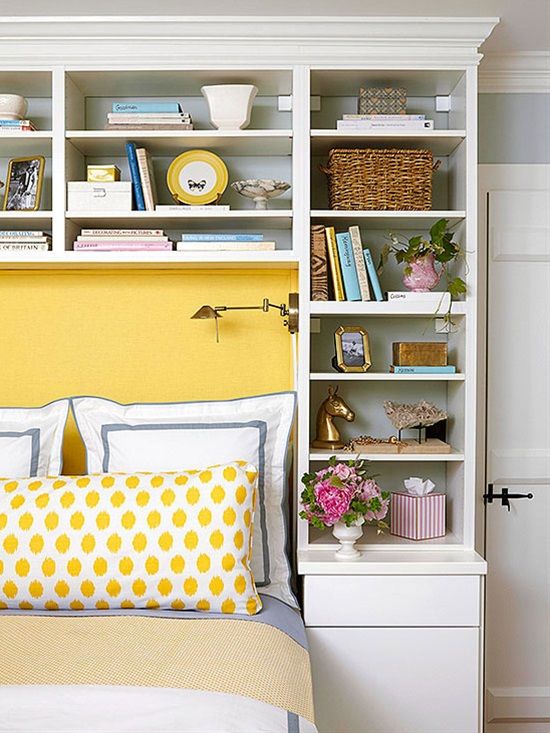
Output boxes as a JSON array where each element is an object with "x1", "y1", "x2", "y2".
[
  {"x1": 201, "y1": 84, "x2": 258, "y2": 130},
  {"x1": 0, "y1": 94, "x2": 28, "y2": 120},
  {"x1": 231, "y1": 179, "x2": 291, "y2": 209}
]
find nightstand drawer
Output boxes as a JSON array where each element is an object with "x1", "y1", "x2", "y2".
[{"x1": 303, "y1": 574, "x2": 480, "y2": 626}]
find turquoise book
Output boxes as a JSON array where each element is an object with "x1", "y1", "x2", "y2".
[
  {"x1": 336, "y1": 232, "x2": 361, "y2": 301},
  {"x1": 363, "y1": 248, "x2": 384, "y2": 302},
  {"x1": 390, "y1": 365, "x2": 457, "y2": 374},
  {"x1": 113, "y1": 102, "x2": 181, "y2": 113}
]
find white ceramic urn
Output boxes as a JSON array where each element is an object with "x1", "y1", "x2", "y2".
[
  {"x1": 332, "y1": 518, "x2": 364, "y2": 561},
  {"x1": 201, "y1": 84, "x2": 258, "y2": 130},
  {"x1": 0, "y1": 94, "x2": 28, "y2": 120}
]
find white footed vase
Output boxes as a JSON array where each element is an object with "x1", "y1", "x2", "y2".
[
  {"x1": 201, "y1": 84, "x2": 258, "y2": 130},
  {"x1": 0, "y1": 94, "x2": 28, "y2": 120},
  {"x1": 332, "y1": 518, "x2": 364, "y2": 561}
]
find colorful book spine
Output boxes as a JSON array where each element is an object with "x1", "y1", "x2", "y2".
[
  {"x1": 363, "y1": 249, "x2": 384, "y2": 302},
  {"x1": 74, "y1": 242, "x2": 172, "y2": 251},
  {"x1": 112, "y1": 102, "x2": 182, "y2": 113},
  {"x1": 336, "y1": 120, "x2": 434, "y2": 130},
  {"x1": 0, "y1": 120, "x2": 34, "y2": 126},
  {"x1": 125, "y1": 142, "x2": 145, "y2": 211},
  {"x1": 342, "y1": 114, "x2": 426, "y2": 120},
  {"x1": 325, "y1": 227, "x2": 345, "y2": 302},
  {"x1": 390, "y1": 365, "x2": 457, "y2": 374},
  {"x1": 0, "y1": 243, "x2": 49, "y2": 251},
  {"x1": 336, "y1": 232, "x2": 361, "y2": 301},
  {"x1": 80, "y1": 229, "x2": 164, "y2": 236},
  {"x1": 176, "y1": 242, "x2": 275, "y2": 252},
  {"x1": 310, "y1": 224, "x2": 329, "y2": 301},
  {"x1": 180, "y1": 233, "x2": 263, "y2": 242},
  {"x1": 0, "y1": 231, "x2": 49, "y2": 238},
  {"x1": 348, "y1": 226, "x2": 371, "y2": 301},
  {"x1": 136, "y1": 148, "x2": 156, "y2": 212},
  {"x1": 155, "y1": 205, "x2": 230, "y2": 211}
]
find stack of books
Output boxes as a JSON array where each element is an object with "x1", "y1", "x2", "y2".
[
  {"x1": 311, "y1": 224, "x2": 383, "y2": 302},
  {"x1": 0, "y1": 231, "x2": 51, "y2": 251},
  {"x1": 336, "y1": 114, "x2": 434, "y2": 131},
  {"x1": 0, "y1": 119, "x2": 37, "y2": 133},
  {"x1": 126, "y1": 142, "x2": 157, "y2": 212},
  {"x1": 73, "y1": 229, "x2": 174, "y2": 252},
  {"x1": 177, "y1": 233, "x2": 275, "y2": 252},
  {"x1": 106, "y1": 102, "x2": 193, "y2": 131}
]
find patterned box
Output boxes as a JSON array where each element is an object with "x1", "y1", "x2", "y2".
[
  {"x1": 390, "y1": 492, "x2": 446, "y2": 540},
  {"x1": 358, "y1": 87, "x2": 407, "y2": 115}
]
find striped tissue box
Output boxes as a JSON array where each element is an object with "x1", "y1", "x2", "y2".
[{"x1": 390, "y1": 492, "x2": 446, "y2": 540}]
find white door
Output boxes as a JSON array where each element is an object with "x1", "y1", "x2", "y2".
[{"x1": 482, "y1": 165, "x2": 550, "y2": 733}]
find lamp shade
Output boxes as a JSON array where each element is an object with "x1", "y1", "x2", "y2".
[{"x1": 191, "y1": 305, "x2": 222, "y2": 320}]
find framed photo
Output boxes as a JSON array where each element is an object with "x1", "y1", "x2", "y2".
[
  {"x1": 3, "y1": 156, "x2": 45, "y2": 211},
  {"x1": 334, "y1": 325, "x2": 371, "y2": 373}
]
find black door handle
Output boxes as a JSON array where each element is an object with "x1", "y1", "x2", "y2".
[{"x1": 483, "y1": 484, "x2": 534, "y2": 511}]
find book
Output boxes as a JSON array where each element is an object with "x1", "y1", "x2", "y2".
[
  {"x1": 336, "y1": 120, "x2": 434, "y2": 130},
  {"x1": 112, "y1": 102, "x2": 182, "y2": 113},
  {"x1": 0, "y1": 243, "x2": 49, "y2": 251},
  {"x1": 155, "y1": 205, "x2": 230, "y2": 212},
  {"x1": 363, "y1": 249, "x2": 384, "y2": 301},
  {"x1": 0, "y1": 119, "x2": 35, "y2": 126},
  {"x1": 105, "y1": 123, "x2": 193, "y2": 131},
  {"x1": 0, "y1": 236, "x2": 50, "y2": 243},
  {"x1": 325, "y1": 227, "x2": 345, "y2": 302},
  {"x1": 180, "y1": 233, "x2": 263, "y2": 242},
  {"x1": 107, "y1": 113, "x2": 191, "y2": 121},
  {"x1": 390, "y1": 365, "x2": 457, "y2": 374},
  {"x1": 310, "y1": 224, "x2": 329, "y2": 301},
  {"x1": 77, "y1": 236, "x2": 169, "y2": 243},
  {"x1": 387, "y1": 291, "x2": 452, "y2": 310},
  {"x1": 0, "y1": 231, "x2": 50, "y2": 238},
  {"x1": 342, "y1": 114, "x2": 426, "y2": 120},
  {"x1": 73, "y1": 242, "x2": 173, "y2": 251},
  {"x1": 176, "y1": 242, "x2": 275, "y2": 252},
  {"x1": 136, "y1": 147, "x2": 157, "y2": 212},
  {"x1": 125, "y1": 142, "x2": 145, "y2": 211},
  {"x1": 80, "y1": 229, "x2": 164, "y2": 237},
  {"x1": 336, "y1": 232, "x2": 361, "y2": 301},
  {"x1": 348, "y1": 225, "x2": 371, "y2": 301}
]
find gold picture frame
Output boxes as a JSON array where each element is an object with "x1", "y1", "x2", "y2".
[
  {"x1": 3, "y1": 155, "x2": 45, "y2": 212},
  {"x1": 334, "y1": 325, "x2": 371, "y2": 373}
]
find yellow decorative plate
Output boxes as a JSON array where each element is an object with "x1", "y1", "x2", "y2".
[{"x1": 166, "y1": 150, "x2": 228, "y2": 205}]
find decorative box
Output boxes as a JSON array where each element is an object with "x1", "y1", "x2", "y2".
[
  {"x1": 392, "y1": 342, "x2": 448, "y2": 366},
  {"x1": 358, "y1": 87, "x2": 407, "y2": 115},
  {"x1": 390, "y1": 491, "x2": 446, "y2": 540},
  {"x1": 67, "y1": 181, "x2": 132, "y2": 212},
  {"x1": 87, "y1": 165, "x2": 121, "y2": 183}
]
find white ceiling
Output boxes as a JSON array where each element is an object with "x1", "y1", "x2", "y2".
[{"x1": 2, "y1": 0, "x2": 550, "y2": 53}]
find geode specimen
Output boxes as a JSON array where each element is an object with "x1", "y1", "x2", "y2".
[{"x1": 383, "y1": 400, "x2": 447, "y2": 431}]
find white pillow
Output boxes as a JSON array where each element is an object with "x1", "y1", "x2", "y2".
[
  {"x1": 0, "y1": 400, "x2": 69, "y2": 477},
  {"x1": 71, "y1": 392, "x2": 297, "y2": 607}
]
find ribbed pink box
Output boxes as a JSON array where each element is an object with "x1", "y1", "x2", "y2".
[{"x1": 390, "y1": 492, "x2": 446, "y2": 540}]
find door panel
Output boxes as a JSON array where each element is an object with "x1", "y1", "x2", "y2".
[{"x1": 483, "y1": 165, "x2": 550, "y2": 732}]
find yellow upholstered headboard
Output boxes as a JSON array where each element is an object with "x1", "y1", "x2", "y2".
[{"x1": 0, "y1": 269, "x2": 295, "y2": 473}]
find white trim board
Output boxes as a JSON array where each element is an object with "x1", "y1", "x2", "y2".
[
  {"x1": 0, "y1": 16, "x2": 499, "y2": 66},
  {"x1": 479, "y1": 52, "x2": 550, "y2": 93}
]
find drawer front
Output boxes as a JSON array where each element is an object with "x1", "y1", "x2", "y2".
[
  {"x1": 308, "y1": 627, "x2": 480, "y2": 733},
  {"x1": 304, "y1": 574, "x2": 480, "y2": 626}
]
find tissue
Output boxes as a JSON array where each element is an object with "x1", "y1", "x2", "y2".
[{"x1": 403, "y1": 477, "x2": 435, "y2": 496}]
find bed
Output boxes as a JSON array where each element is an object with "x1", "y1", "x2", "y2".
[{"x1": 0, "y1": 593, "x2": 316, "y2": 733}]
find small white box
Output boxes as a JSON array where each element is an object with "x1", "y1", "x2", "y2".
[{"x1": 67, "y1": 181, "x2": 132, "y2": 212}]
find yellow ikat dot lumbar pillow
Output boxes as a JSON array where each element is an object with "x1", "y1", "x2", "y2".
[{"x1": 0, "y1": 462, "x2": 262, "y2": 615}]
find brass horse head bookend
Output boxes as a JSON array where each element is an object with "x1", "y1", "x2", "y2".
[{"x1": 312, "y1": 386, "x2": 355, "y2": 449}]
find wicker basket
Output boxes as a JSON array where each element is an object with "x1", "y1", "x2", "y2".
[{"x1": 322, "y1": 148, "x2": 436, "y2": 211}]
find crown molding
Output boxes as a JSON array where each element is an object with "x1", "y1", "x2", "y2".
[
  {"x1": 0, "y1": 16, "x2": 499, "y2": 66},
  {"x1": 480, "y1": 52, "x2": 550, "y2": 93}
]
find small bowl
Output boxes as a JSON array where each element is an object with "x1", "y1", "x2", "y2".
[{"x1": 231, "y1": 179, "x2": 290, "y2": 210}]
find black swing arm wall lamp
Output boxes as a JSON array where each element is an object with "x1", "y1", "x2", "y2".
[{"x1": 191, "y1": 292, "x2": 299, "y2": 342}]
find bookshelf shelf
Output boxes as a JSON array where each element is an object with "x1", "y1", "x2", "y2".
[
  {"x1": 65, "y1": 210, "x2": 293, "y2": 230},
  {"x1": 310, "y1": 210, "x2": 466, "y2": 229},
  {"x1": 66, "y1": 130, "x2": 293, "y2": 157},
  {"x1": 311, "y1": 130, "x2": 466, "y2": 156},
  {"x1": 0, "y1": 211, "x2": 53, "y2": 229},
  {"x1": 0, "y1": 131, "x2": 53, "y2": 156},
  {"x1": 309, "y1": 450, "x2": 465, "y2": 462},
  {"x1": 309, "y1": 300, "x2": 466, "y2": 316},
  {"x1": 310, "y1": 372, "x2": 465, "y2": 381}
]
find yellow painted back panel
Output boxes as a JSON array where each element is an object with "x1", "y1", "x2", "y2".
[{"x1": 0, "y1": 269, "x2": 295, "y2": 473}]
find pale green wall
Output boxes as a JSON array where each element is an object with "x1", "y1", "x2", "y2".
[{"x1": 479, "y1": 93, "x2": 550, "y2": 163}]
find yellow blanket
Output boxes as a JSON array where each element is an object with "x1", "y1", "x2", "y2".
[{"x1": 0, "y1": 615, "x2": 314, "y2": 723}]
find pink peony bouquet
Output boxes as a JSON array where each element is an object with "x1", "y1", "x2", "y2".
[{"x1": 300, "y1": 456, "x2": 389, "y2": 530}]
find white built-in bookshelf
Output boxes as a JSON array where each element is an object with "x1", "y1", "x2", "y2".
[{"x1": 0, "y1": 18, "x2": 497, "y2": 563}]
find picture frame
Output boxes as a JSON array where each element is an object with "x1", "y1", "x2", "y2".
[
  {"x1": 3, "y1": 155, "x2": 45, "y2": 211},
  {"x1": 333, "y1": 325, "x2": 371, "y2": 373}
]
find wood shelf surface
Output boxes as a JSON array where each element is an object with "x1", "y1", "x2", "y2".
[
  {"x1": 310, "y1": 372, "x2": 465, "y2": 381},
  {"x1": 65, "y1": 209, "x2": 293, "y2": 229},
  {"x1": 309, "y1": 300, "x2": 466, "y2": 316},
  {"x1": 309, "y1": 449, "x2": 465, "y2": 462},
  {"x1": 310, "y1": 209, "x2": 466, "y2": 229},
  {"x1": 311, "y1": 129, "x2": 466, "y2": 156}
]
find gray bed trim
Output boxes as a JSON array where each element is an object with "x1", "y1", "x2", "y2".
[
  {"x1": 0, "y1": 428, "x2": 40, "y2": 476},
  {"x1": 287, "y1": 711, "x2": 300, "y2": 733},
  {"x1": 100, "y1": 420, "x2": 270, "y2": 587}
]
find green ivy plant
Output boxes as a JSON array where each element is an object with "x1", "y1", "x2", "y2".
[{"x1": 378, "y1": 218, "x2": 466, "y2": 299}]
